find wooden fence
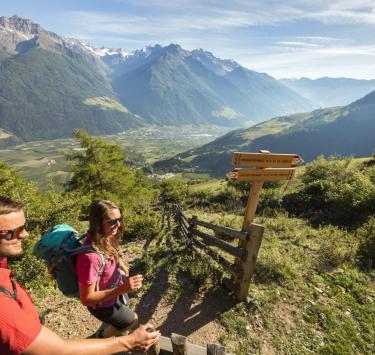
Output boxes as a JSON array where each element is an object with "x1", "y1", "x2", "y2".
[
  {"x1": 145, "y1": 333, "x2": 225, "y2": 355},
  {"x1": 165, "y1": 204, "x2": 264, "y2": 301}
]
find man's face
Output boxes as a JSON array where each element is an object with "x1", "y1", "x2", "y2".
[{"x1": 0, "y1": 210, "x2": 29, "y2": 258}]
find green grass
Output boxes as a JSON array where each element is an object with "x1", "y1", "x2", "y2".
[
  {"x1": 162, "y1": 202, "x2": 375, "y2": 354},
  {"x1": 83, "y1": 96, "x2": 129, "y2": 112}
]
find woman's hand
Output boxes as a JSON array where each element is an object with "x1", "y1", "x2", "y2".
[
  {"x1": 119, "y1": 259, "x2": 130, "y2": 277},
  {"x1": 122, "y1": 274, "x2": 143, "y2": 292},
  {"x1": 123, "y1": 265, "x2": 130, "y2": 277}
]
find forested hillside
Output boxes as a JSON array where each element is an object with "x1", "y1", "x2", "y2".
[{"x1": 0, "y1": 48, "x2": 142, "y2": 141}]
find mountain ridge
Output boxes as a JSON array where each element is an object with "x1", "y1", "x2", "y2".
[{"x1": 153, "y1": 90, "x2": 375, "y2": 175}]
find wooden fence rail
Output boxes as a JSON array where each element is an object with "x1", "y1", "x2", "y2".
[
  {"x1": 191, "y1": 218, "x2": 248, "y2": 241},
  {"x1": 190, "y1": 228, "x2": 244, "y2": 259},
  {"x1": 166, "y1": 204, "x2": 264, "y2": 301},
  {"x1": 143, "y1": 333, "x2": 226, "y2": 355}
]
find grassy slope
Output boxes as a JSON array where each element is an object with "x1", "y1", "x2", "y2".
[{"x1": 139, "y1": 175, "x2": 374, "y2": 353}]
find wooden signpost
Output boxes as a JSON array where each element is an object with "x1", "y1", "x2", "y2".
[
  {"x1": 227, "y1": 167, "x2": 295, "y2": 182},
  {"x1": 227, "y1": 151, "x2": 303, "y2": 301},
  {"x1": 232, "y1": 152, "x2": 302, "y2": 168}
]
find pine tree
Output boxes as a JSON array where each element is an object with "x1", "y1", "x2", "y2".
[{"x1": 65, "y1": 129, "x2": 136, "y2": 199}]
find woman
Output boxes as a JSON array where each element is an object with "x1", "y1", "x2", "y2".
[{"x1": 76, "y1": 200, "x2": 142, "y2": 338}]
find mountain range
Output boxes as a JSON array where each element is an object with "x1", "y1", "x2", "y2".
[
  {"x1": 1, "y1": 15, "x2": 375, "y2": 149},
  {"x1": 0, "y1": 15, "x2": 142, "y2": 141},
  {"x1": 153, "y1": 90, "x2": 375, "y2": 175}
]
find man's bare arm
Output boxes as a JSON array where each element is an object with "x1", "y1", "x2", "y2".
[{"x1": 23, "y1": 323, "x2": 160, "y2": 355}]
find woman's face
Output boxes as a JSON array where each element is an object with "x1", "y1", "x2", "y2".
[{"x1": 102, "y1": 208, "x2": 122, "y2": 240}]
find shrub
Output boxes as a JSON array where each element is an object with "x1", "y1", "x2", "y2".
[
  {"x1": 283, "y1": 156, "x2": 375, "y2": 226},
  {"x1": 124, "y1": 210, "x2": 162, "y2": 241},
  {"x1": 315, "y1": 226, "x2": 357, "y2": 269},
  {"x1": 357, "y1": 216, "x2": 375, "y2": 269},
  {"x1": 258, "y1": 188, "x2": 282, "y2": 215},
  {"x1": 159, "y1": 178, "x2": 188, "y2": 204},
  {"x1": 255, "y1": 248, "x2": 299, "y2": 283}
]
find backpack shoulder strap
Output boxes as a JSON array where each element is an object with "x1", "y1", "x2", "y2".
[
  {"x1": 95, "y1": 252, "x2": 107, "y2": 292},
  {"x1": 0, "y1": 279, "x2": 18, "y2": 301},
  {"x1": 97, "y1": 252, "x2": 107, "y2": 277}
]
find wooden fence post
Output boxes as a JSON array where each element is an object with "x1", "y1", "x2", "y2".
[
  {"x1": 167, "y1": 205, "x2": 172, "y2": 230},
  {"x1": 171, "y1": 333, "x2": 187, "y2": 355},
  {"x1": 232, "y1": 181, "x2": 263, "y2": 290},
  {"x1": 207, "y1": 343, "x2": 225, "y2": 355},
  {"x1": 237, "y1": 223, "x2": 264, "y2": 301},
  {"x1": 146, "y1": 327, "x2": 161, "y2": 355},
  {"x1": 188, "y1": 215, "x2": 198, "y2": 244}
]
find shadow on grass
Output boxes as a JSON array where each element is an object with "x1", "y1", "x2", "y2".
[
  {"x1": 134, "y1": 267, "x2": 170, "y2": 324},
  {"x1": 158, "y1": 272, "x2": 236, "y2": 337},
  {"x1": 135, "y1": 266, "x2": 236, "y2": 336},
  {"x1": 133, "y1": 232, "x2": 237, "y2": 336}
]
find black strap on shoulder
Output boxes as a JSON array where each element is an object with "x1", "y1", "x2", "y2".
[{"x1": 0, "y1": 279, "x2": 18, "y2": 300}]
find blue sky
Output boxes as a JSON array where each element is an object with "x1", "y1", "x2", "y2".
[{"x1": 2, "y1": 0, "x2": 375, "y2": 79}]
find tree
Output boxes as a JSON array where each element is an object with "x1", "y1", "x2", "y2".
[{"x1": 65, "y1": 129, "x2": 137, "y2": 199}]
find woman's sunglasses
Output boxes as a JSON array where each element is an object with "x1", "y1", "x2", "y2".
[
  {"x1": 107, "y1": 217, "x2": 122, "y2": 226},
  {"x1": 0, "y1": 224, "x2": 27, "y2": 241}
]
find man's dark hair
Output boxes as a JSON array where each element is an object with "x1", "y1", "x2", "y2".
[{"x1": 0, "y1": 196, "x2": 24, "y2": 216}]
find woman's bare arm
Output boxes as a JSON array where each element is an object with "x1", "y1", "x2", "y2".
[{"x1": 79, "y1": 274, "x2": 143, "y2": 307}]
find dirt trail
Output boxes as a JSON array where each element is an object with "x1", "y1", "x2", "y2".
[{"x1": 38, "y1": 241, "x2": 227, "y2": 347}]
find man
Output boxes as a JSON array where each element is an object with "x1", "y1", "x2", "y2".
[{"x1": 0, "y1": 196, "x2": 160, "y2": 354}]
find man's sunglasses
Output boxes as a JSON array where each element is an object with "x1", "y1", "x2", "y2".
[
  {"x1": 107, "y1": 217, "x2": 122, "y2": 226},
  {"x1": 0, "y1": 224, "x2": 27, "y2": 241}
]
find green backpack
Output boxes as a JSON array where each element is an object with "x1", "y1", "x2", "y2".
[{"x1": 33, "y1": 224, "x2": 106, "y2": 298}]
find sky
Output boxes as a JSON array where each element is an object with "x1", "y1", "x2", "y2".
[{"x1": 2, "y1": 0, "x2": 375, "y2": 79}]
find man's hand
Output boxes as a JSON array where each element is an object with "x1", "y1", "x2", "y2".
[
  {"x1": 121, "y1": 323, "x2": 160, "y2": 352},
  {"x1": 121, "y1": 274, "x2": 143, "y2": 292}
]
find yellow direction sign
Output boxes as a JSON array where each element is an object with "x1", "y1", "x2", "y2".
[
  {"x1": 227, "y1": 168, "x2": 295, "y2": 182},
  {"x1": 232, "y1": 152, "x2": 303, "y2": 168}
]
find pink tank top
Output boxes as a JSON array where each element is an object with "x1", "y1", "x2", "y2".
[{"x1": 76, "y1": 234, "x2": 124, "y2": 308}]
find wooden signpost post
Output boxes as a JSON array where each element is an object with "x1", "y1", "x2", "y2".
[{"x1": 227, "y1": 151, "x2": 303, "y2": 301}]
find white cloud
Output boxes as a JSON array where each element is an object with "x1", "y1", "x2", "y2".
[
  {"x1": 61, "y1": 2, "x2": 375, "y2": 78},
  {"x1": 64, "y1": 0, "x2": 375, "y2": 43},
  {"x1": 236, "y1": 42, "x2": 375, "y2": 79},
  {"x1": 115, "y1": 0, "x2": 375, "y2": 26},
  {"x1": 277, "y1": 41, "x2": 320, "y2": 48}
]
